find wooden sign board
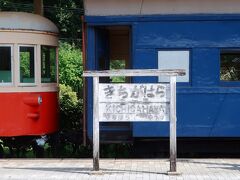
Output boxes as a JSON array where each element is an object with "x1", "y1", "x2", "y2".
[
  {"x1": 99, "y1": 84, "x2": 170, "y2": 122},
  {"x1": 83, "y1": 69, "x2": 186, "y2": 173}
]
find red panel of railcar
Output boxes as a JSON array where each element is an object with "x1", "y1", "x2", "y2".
[{"x1": 0, "y1": 92, "x2": 59, "y2": 136}]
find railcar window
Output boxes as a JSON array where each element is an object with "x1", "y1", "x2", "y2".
[
  {"x1": 41, "y1": 46, "x2": 56, "y2": 83},
  {"x1": 220, "y1": 51, "x2": 240, "y2": 81},
  {"x1": 19, "y1": 46, "x2": 35, "y2": 83},
  {"x1": 0, "y1": 46, "x2": 12, "y2": 83},
  {"x1": 158, "y1": 50, "x2": 189, "y2": 82}
]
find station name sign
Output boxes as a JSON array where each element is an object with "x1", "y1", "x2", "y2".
[{"x1": 99, "y1": 83, "x2": 170, "y2": 122}]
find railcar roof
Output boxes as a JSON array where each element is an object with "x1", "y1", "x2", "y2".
[{"x1": 0, "y1": 12, "x2": 58, "y2": 33}]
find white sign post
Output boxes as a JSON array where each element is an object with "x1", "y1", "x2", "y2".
[{"x1": 83, "y1": 69, "x2": 185, "y2": 174}]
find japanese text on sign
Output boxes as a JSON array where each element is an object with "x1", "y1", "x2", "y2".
[{"x1": 99, "y1": 84, "x2": 170, "y2": 122}]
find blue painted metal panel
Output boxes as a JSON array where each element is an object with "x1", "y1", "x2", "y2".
[
  {"x1": 134, "y1": 21, "x2": 240, "y2": 48},
  {"x1": 210, "y1": 94, "x2": 240, "y2": 136},
  {"x1": 131, "y1": 19, "x2": 240, "y2": 137},
  {"x1": 191, "y1": 48, "x2": 219, "y2": 87},
  {"x1": 176, "y1": 93, "x2": 225, "y2": 137},
  {"x1": 86, "y1": 14, "x2": 240, "y2": 139},
  {"x1": 132, "y1": 48, "x2": 158, "y2": 82}
]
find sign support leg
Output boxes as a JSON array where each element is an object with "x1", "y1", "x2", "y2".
[
  {"x1": 93, "y1": 76, "x2": 100, "y2": 171},
  {"x1": 169, "y1": 76, "x2": 177, "y2": 173}
]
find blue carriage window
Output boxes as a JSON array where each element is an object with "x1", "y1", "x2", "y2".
[
  {"x1": 221, "y1": 51, "x2": 240, "y2": 81},
  {"x1": 0, "y1": 46, "x2": 12, "y2": 83}
]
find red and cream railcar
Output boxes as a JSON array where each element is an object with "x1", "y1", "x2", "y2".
[{"x1": 0, "y1": 12, "x2": 59, "y2": 136}]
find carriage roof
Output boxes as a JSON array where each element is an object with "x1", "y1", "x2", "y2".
[{"x1": 0, "y1": 12, "x2": 58, "y2": 34}]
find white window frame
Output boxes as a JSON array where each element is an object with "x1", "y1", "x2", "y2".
[
  {"x1": 0, "y1": 44, "x2": 13, "y2": 86},
  {"x1": 18, "y1": 45, "x2": 37, "y2": 87},
  {"x1": 40, "y1": 45, "x2": 58, "y2": 87}
]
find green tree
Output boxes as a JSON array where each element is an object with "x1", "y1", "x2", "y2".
[
  {"x1": 44, "y1": 0, "x2": 83, "y2": 46},
  {"x1": 58, "y1": 42, "x2": 83, "y2": 94},
  {"x1": 0, "y1": 0, "x2": 32, "y2": 12},
  {"x1": 59, "y1": 84, "x2": 83, "y2": 131}
]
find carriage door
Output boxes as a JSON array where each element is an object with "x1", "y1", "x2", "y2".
[{"x1": 95, "y1": 26, "x2": 132, "y2": 142}]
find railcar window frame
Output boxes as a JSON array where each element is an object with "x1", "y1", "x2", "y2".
[
  {"x1": 220, "y1": 49, "x2": 240, "y2": 86},
  {"x1": 18, "y1": 45, "x2": 37, "y2": 86},
  {"x1": 0, "y1": 44, "x2": 13, "y2": 86},
  {"x1": 40, "y1": 45, "x2": 57, "y2": 84}
]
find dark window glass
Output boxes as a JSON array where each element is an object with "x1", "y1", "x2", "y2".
[
  {"x1": 221, "y1": 51, "x2": 240, "y2": 81},
  {"x1": 41, "y1": 46, "x2": 56, "y2": 83},
  {"x1": 0, "y1": 46, "x2": 12, "y2": 83},
  {"x1": 20, "y1": 46, "x2": 35, "y2": 83}
]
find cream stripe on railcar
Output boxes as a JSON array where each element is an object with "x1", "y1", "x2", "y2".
[{"x1": 0, "y1": 86, "x2": 58, "y2": 93}]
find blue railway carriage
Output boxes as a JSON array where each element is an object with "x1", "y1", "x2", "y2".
[{"x1": 83, "y1": 0, "x2": 240, "y2": 143}]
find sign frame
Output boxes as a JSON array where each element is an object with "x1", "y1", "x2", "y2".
[{"x1": 83, "y1": 69, "x2": 185, "y2": 174}]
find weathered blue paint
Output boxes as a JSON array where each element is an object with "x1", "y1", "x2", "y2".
[
  {"x1": 135, "y1": 21, "x2": 240, "y2": 48},
  {"x1": 86, "y1": 26, "x2": 112, "y2": 139},
  {"x1": 85, "y1": 14, "x2": 240, "y2": 24},
  {"x1": 85, "y1": 14, "x2": 240, "y2": 139}
]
